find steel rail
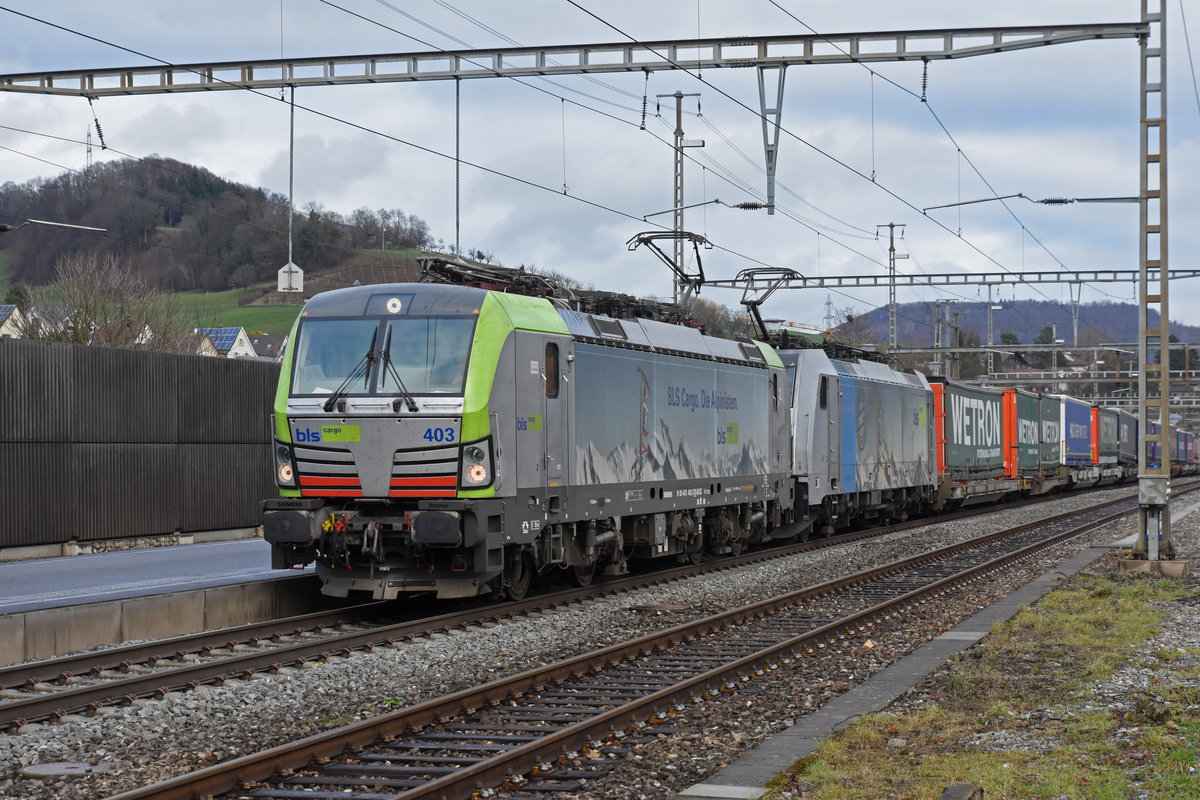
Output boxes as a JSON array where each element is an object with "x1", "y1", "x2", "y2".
[
  {"x1": 3, "y1": 483, "x2": 1170, "y2": 729},
  {"x1": 0, "y1": 526, "x2": 857, "y2": 727},
  {"x1": 3, "y1": 492, "x2": 1070, "y2": 728},
  {"x1": 105, "y1": 492, "x2": 1153, "y2": 800},
  {"x1": 0, "y1": 522, "x2": 828, "y2": 725}
]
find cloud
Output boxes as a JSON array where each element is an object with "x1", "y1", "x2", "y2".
[{"x1": 0, "y1": 0, "x2": 1195, "y2": 329}]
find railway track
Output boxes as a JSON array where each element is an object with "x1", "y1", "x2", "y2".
[
  {"x1": 1, "y1": 488, "x2": 1134, "y2": 730},
  {"x1": 106, "y1": 491, "x2": 1152, "y2": 800}
]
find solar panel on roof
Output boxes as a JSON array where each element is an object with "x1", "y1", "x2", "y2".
[{"x1": 201, "y1": 327, "x2": 239, "y2": 350}]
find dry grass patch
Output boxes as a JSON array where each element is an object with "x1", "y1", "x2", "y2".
[{"x1": 766, "y1": 573, "x2": 1199, "y2": 800}]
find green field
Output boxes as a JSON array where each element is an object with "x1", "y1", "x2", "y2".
[
  {"x1": 179, "y1": 289, "x2": 302, "y2": 335},
  {"x1": 178, "y1": 249, "x2": 426, "y2": 334},
  {"x1": 5, "y1": 246, "x2": 427, "y2": 333}
]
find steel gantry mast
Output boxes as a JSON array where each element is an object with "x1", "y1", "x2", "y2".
[{"x1": 1135, "y1": 0, "x2": 1173, "y2": 563}]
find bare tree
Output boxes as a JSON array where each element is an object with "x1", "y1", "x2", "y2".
[
  {"x1": 19, "y1": 252, "x2": 189, "y2": 352},
  {"x1": 685, "y1": 296, "x2": 753, "y2": 339},
  {"x1": 830, "y1": 305, "x2": 876, "y2": 347}
]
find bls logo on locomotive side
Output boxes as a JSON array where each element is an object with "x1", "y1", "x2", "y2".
[{"x1": 296, "y1": 427, "x2": 322, "y2": 443}]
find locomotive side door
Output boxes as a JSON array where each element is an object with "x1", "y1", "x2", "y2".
[
  {"x1": 514, "y1": 333, "x2": 569, "y2": 518},
  {"x1": 541, "y1": 338, "x2": 569, "y2": 516},
  {"x1": 821, "y1": 374, "x2": 842, "y2": 493}
]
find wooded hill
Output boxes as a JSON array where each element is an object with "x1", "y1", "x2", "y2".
[
  {"x1": 0, "y1": 156, "x2": 434, "y2": 292},
  {"x1": 846, "y1": 299, "x2": 1200, "y2": 347}
]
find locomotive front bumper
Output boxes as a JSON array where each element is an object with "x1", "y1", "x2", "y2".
[{"x1": 262, "y1": 498, "x2": 326, "y2": 546}]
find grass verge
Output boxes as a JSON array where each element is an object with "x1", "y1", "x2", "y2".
[{"x1": 766, "y1": 572, "x2": 1200, "y2": 799}]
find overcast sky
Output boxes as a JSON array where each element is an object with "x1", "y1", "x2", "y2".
[{"x1": 1, "y1": 1, "x2": 1196, "y2": 338}]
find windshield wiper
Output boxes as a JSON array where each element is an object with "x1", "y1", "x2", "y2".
[
  {"x1": 381, "y1": 325, "x2": 419, "y2": 412},
  {"x1": 322, "y1": 327, "x2": 378, "y2": 413}
]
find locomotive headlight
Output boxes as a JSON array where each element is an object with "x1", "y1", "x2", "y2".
[
  {"x1": 459, "y1": 437, "x2": 495, "y2": 489},
  {"x1": 273, "y1": 438, "x2": 298, "y2": 488},
  {"x1": 465, "y1": 463, "x2": 489, "y2": 484}
]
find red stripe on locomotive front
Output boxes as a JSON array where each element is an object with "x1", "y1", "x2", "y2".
[
  {"x1": 390, "y1": 476, "x2": 457, "y2": 487},
  {"x1": 299, "y1": 475, "x2": 364, "y2": 488}
]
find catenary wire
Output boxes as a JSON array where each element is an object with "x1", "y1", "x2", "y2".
[
  {"x1": 563, "y1": 0, "x2": 1128, "y2": 337},
  {"x1": 564, "y1": 0, "x2": 1113, "y2": 325},
  {"x1": 0, "y1": 3, "x2": 1071, "y2": 334},
  {"x1": 764, "y1": 0, "x2": 1125, "y2": 323}
]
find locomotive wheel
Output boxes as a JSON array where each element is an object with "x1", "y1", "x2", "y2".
[
  {"x1": 569, "y1": 560, "x2": 596, "y2": 587},
  {"x1": 503, "y1": 549, "x2": 534, "y2": 600}
]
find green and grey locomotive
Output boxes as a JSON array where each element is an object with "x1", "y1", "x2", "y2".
[{"x1": 263, "y1": 282, "x2": 793, "y2": 600}]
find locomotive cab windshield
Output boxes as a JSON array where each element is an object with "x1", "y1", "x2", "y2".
[{"x1": 291, "y1": 314, "x2": 475, "y2": 397}]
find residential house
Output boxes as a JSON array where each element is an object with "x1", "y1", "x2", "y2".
[
  {"x1": 249, "y1": 333, "x2": 288, "y2": 361},
  {"x1": 197, "y1": 326, "x2": 256, "y2": 358},
  {"x1": 161, "y1": 330, "x2": 220, "y2": 356},
  {"x1": 0, "y1": 304, "x2": 24, "y2": 338}
]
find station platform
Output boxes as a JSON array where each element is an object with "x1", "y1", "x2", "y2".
[
  {"x1": 0, "y1": 537, "x2": 319, "y2": 667},
  {"x1": 0, "y1": 537, "x2": 308, "y2": 616}
]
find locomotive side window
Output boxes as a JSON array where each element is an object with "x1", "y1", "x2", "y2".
[
  {"x1": 819, "y1": 375, "x2": 828, "y2": 409},
  {"x1": 545, "y1": 342, "x2": 560, "y2": 398},
  {"x1": 771, "y1": 373, "x2": 778, "y2": 410}
]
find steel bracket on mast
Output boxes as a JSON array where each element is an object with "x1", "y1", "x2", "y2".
[{"x1": 757, "y1": 64, "x2": 786, "y2": 216}]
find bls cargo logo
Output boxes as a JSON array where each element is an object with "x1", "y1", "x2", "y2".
[{"x1": 295, "y1": 425, "x2": 361, "y2": 443}]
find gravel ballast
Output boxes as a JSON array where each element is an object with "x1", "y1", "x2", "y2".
[{"x1": 0, "y1": 486, "x2": 1177, "y2": 800}]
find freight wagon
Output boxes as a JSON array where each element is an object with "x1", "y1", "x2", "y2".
[
  {"x1": 929, "y1": 379, "x2": 1015, "y2": 505},
  {"x1": 1092, "y1": 406, "x2": 1125, "y2": 484}
]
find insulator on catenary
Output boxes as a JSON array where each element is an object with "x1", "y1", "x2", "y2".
[
  {"x1": 1039, "y1": 197, "x2": 1074, "y2": 205},
  {"x1": 88, "y1": 96, "x2": 108, "y2": 150},
  {"x1": 730, "y1": 202, "x2": 768, "y2": 210}
]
